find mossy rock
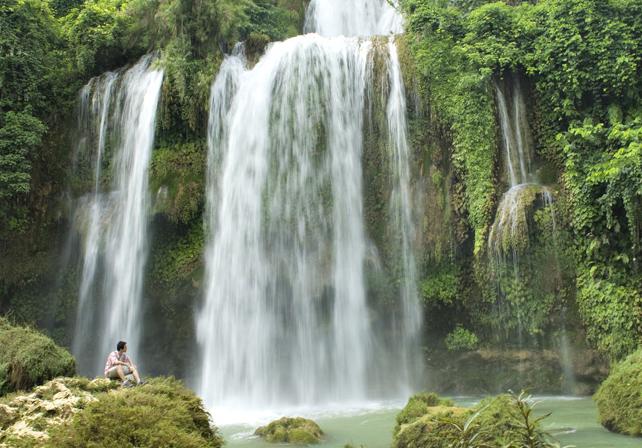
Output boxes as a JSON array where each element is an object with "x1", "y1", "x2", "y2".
[
  {"x1": 594, "y1": 349, "x2": 642, "y2": 436},
  {"x1": 394, "y1": 406, "x2": 471, "y2": 448},
  {"x1": 45, "y1": 377, "x2": 222, "y2": 448},
  {"x1": 0, "y1": 377, "x2": 119, "y2": 446},
  {"x1": 0, "y1": 318, "x2": 76, "y2": 396},
  {"x1": 394, "y1": 392, "x2": 455, "y2": 436},
  {"x1": 393, "y1": 393, "x2": 554, "y2": 448},
  {"x1": 255, "y1": 417, "x2": 323, "y2": 444}
]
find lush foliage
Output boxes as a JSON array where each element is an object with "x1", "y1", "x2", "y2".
[
  {"x1": 47, "y1": 377, "x2": 223, "y2": 447},
  {"x1": 0, "y1": 0, "x2": 306, "y2": 370},
  {"x1": 445, "y1": 325, "x2": 478, "y2": 351},
  {"x1": 402, "y1": 0, "x2": 642, "y2": 357},
  {"x1": 594, "y1": 349, "x2": 642, "y2": 436},
  {"x1": 0, "y1": 318, "x2": 75, "y2": 395}
]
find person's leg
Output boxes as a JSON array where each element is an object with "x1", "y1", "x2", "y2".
[
  {"x1": 106, "y1": 366, "x2": 126, "y2": 382},
  {"x1": 130, "y1": 366, "x2": 141, "y2": 384},
  {"x1": 116, "y1": 365, "x2": 126, "y2": 381}
]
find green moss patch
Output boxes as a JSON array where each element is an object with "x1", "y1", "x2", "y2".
[
  {"x1": 255, "y1": 417, "x2": 323, "y2": 444},
  {"x1": 0, "y1": 318, "x2": 75, "y2": 396},
  {"x1": 47, "y1": 377, "x2": 222, "y2": 447},
  {"x1": 394, "y1": 391, "x2": 455, "y2": 436},
  {"x1": 594, "y1": 349, "x2": 642, "y2": 436}
]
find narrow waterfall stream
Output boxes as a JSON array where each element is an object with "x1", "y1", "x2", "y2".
[
  {"x1": 488, "y1": 74, "x2": 552, "y2": 261},
  {"x1": 72, "y1": 56, "x2": 164, "y2": 375},
  {"x1": 488, "y1": 74, "x2": 576, "y2": 392},
  {"x1": 197, "y1": 0, "x2": 422, "y2": 420}
]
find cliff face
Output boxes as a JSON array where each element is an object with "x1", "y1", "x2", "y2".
[{"x1": 1, "y1": 0, "x2": 641, "y2": 389}]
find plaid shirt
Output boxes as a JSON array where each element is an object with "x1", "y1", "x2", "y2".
[{"x1": 104, "y1": 351, "x2": 131, "y2": 376}]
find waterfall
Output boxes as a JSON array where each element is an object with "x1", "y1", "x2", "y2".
[
  {"x1": 304, "y1": 0, "x2": 403, "y2": 37},
  {"x1": 489, "y1": 74, "x2": 542, "y2": 259},
  {"x1": 495, "y1": 75, "x2": 533, "y2": 188},
  {"x1": 72, "y1": 56, "x2": 163, "y2": 375},
  {"x1": 197, "y1": 0, "x2": 421, "y2": 417},
  {"x1": 72, "y1": 72, "x2": 118, "y2": 370},
  {"x1": 385, "y1": 36, "x2": 422, "y2": 389}
]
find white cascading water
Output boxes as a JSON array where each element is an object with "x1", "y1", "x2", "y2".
[
  {"x1": 385, "y1": 36, "x2": 422, "y2": 389},
  {"x1": 489, "y1": 74, "x2": 541, "y2": 258},
  {"x1": 305, "y1": 0, "x2": 403, "y2": 37},
  {"x1": 72, "y1": 72, "x2": 118, "y2": 372},
  {"x1": 72, "y1": 56, "x2": 163, "y2": 375},
  {"x1": 198, "y1": 0, "x2": 421, "y2": 419}
]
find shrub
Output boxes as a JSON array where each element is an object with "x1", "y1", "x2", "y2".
[
  {"x1": 46, "y1": 377, "x2": 223, "y2": 448},
  {"x1": 445, "y1": 326, "x2": 479, "y2": 352},
  {"x1": 594, "y1": 349, "x2": 642, "y2": 436},
  {"x1": 0, "y1": 318, "x2": 76, "y2": 395},
  {"x1": 255, "y1": 417, "x2": 323, "y2": 444}
]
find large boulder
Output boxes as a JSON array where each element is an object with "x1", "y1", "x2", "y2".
[
  {"x1": 594, "y1": 349, "x2": 642, "y2": 436},
  {"x1": 255, "y1": 417, "x2": 323, "y2": 444},
  {"x1": 0, "y1": 318, "x2": 75, "y2": 396}
]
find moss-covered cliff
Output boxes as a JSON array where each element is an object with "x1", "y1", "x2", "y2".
[{"x1": 1, "y1": 0, "x2": 641, "y2": 390}]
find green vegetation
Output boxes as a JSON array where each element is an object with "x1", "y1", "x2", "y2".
[
  {"x1": 402, "y1": 0, "x2": 642, "y2": 357},
  {"x1": 393, "y1": 392, "x2": 561, "y2": 448},
  {"x1": 255, "y1": 417, "x2": 324, "y2": 444},
  {"x1": 445, "y1": 325, "x2": 478, "y2": 352},
  {"x1": 0, "y1": 318, "x2": 75, "y2": 395},
  {"x1": 0, "y1": 0, "x2": 307, "y2": 369},
  {"x1": 2, "y1": 0, "x2": 642, "y2": 400},
  {"x1": 394, "y1": 391, "x2": 455, "y2": 436},
  {"x1": 0, "y1": 377, "x2": 119, "y2": 447},
  {"x1": 594, "y1": 349, "x2": 642, "y2": 436},
  {"x1": 1, "y1": 376, "x2": 219, "y2": 448},
  {"x1": 47, "y1": 377, "x2": 222, "y2": 448}
]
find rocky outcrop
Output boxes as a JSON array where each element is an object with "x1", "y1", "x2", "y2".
[
  {"x1": 0, "y1": 377, "x2": 117, "y2": 447},
  {"x1": 424, "y1": 347, "x2": 608, "y2": 395}
]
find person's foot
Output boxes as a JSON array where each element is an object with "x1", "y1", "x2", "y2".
[
  {"x1": 122, "y1": 379, "x2": 134, "y2": 388},
  {"x1": 137, "y1": 380, "x2": 147, "y2": 386}
]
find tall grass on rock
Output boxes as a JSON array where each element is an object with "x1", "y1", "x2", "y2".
[
  {"x1": 594, "y1": 349, "x2": 642, "y2": 436},
  {"x1": 0, "y1": 317, "x2": 75, "y2": 395},
  {"x1": 393, "y1": 391, "x2": 564, "y2": 448},
  {"x1": 47, "y1": 377, "x2": 223, "y2": 448}
]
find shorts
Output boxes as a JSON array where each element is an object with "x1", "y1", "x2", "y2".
[{"x1": 106, "y1": 365, "x2": 132, "y2": 379}]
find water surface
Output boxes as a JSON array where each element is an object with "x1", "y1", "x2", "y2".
[{"x1": 219, "y1": 397, "x2": 642, "y2": 448}]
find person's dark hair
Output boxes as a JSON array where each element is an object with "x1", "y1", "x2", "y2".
[{"x1": 117, "y1": 341, "x2": 127, "y2": 351}]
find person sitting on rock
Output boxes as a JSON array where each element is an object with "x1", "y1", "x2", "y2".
[{"x1": 104, "y1": 340, "x2": 144, "y2": 387}]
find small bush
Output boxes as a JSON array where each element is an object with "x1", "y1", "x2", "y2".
[
  {"x1": 255, "y1": 417, "x2": 323, "y2": 444},
  {"x1": 0, "y1": 318, "x2": 75, "y2": 395},
  {"x1": 594, "y1": 349, "x2": 642, "y2": 436},
  {"x1": 46, "y1": 377, "x2": 223, "y2": 448},
  {"x1": 445, "y1": 325, "x2": 479, "y2": 352}
]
